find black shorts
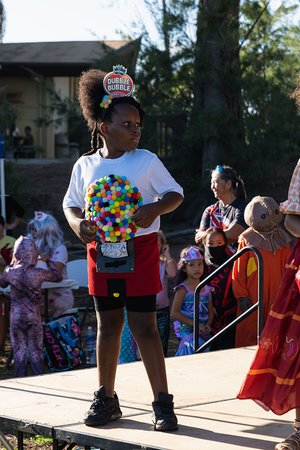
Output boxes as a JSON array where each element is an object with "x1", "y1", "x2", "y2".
[{"x1": 93, "y1": 294, "x2": 156, "y2": 313}]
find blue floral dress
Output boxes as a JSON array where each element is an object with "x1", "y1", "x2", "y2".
[{"x1": 173, "y1": 282, "x2": 213, "y2": 356}]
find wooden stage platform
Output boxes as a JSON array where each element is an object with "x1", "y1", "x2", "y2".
[{"x1": 0, "y1": 346, "x2": 294, "y2": 450}]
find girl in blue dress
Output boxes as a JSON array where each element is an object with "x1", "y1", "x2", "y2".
[{"x1": 171, "y1": 246, "x2": 214, "y2": 356}]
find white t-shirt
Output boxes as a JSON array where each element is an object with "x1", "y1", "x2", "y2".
[{"x1": 63, "y1": 149, "x2": 184, "y2": 236}]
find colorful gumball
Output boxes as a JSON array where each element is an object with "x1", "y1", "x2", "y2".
[{"x1": 85, "y1": 174, "x2": 143, "y2": 243}]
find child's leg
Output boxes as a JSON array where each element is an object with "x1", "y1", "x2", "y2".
[
  {"x1": 83, "y1": 307, "x2": 124, "y2": 427},
  {"x1": 128, "y1": 310, "x2": 168, "y2": 398},
  {"x1": 10, "y1": 321, "x2": 28, "y2": 377},
  {"x1": 96, "y1": 308, "x2": 124, "y2": 396},
  {"x1": 0, "y1": 295, "x2": 9, "y2": 352},
  {"x1": 28, "y1": 323, "x2": 44, "y2": 375},
  {"x1": 128, "y1": 309, "x2": 178, "y2": 431}
]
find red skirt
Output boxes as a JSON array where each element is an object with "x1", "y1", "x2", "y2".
[
  {"x1": 87, "y1": 233, "x2": 161, "y2": 297},
  {"x1": 237, "y1": 239, "x2": 300, "y2": 415}
]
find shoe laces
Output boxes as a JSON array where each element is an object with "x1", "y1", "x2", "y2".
[{"x1": 90, "y1": 393, "x2": 106, "y2": 410}]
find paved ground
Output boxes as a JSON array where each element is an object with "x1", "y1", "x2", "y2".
[{"x1": 0, "y1": 346, "x2": 294, "y2": 450}]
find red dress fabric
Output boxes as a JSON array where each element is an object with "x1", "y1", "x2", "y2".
[
  {"x1": 87, "y1": 232, "x2": 161, "y2": 297},
  {"x1": 237, "y1": 239, "x2": 300, "y2": 415}
]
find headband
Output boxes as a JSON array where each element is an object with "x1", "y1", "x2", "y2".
[
  {"x1": 34, "y1": 211, "x2": 48, "y2": 222},
  {"x1": 100, "y1": 65, "x2": 134, "y2": 109},
  {"x1": 181, "y1": 246, "x2": 203, "y2": 262}
]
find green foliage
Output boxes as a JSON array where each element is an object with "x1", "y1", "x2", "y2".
[
  {"x1": 28, "y1": 435, "x2": 53, "y2": 446},
  {"x1": 134, "y1": 0, "x2": 300, "y2": 203},
  {"x1": 239, "y1": 0, "x2": 300, "y2": 196},
  {"x1": 135, "y1": 0, "x2": 196, "y2": 116}
]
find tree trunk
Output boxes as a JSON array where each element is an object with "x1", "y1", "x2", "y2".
[
  {"x1": 0, "y1": 1, "x2": 5, "y2": 42},
  {"x1": 192, "y1": 0, "x2": 244, "y2": 175}
]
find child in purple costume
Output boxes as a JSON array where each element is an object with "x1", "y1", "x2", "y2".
[{"x1": 0, "y1": 236, "x2": 62, "y2": 377}]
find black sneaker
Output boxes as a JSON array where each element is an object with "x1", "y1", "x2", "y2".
[
  {"x1": 152, "y1": 392, "x2": 178, "y2": 432},
  {"x1": 84, "y1": 385, "x2": 122, "y2": 427}
]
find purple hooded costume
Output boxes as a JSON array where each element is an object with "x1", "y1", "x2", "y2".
[{"x1": 0, "y1": 236, "x2": 62, "y2": 376}]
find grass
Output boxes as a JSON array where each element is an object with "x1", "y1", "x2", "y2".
[
  {"x1": 0, "y1": 434, "x2": 53, "y2": 450},
  {"x1": 28, "y1": 435, "x2": 53, "y2": 446}
]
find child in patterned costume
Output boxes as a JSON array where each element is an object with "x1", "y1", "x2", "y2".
[{"x1": 0, "y1": 236, "x2": 61, "y2": 376}]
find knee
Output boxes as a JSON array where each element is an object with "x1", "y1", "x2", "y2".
[
  {"x1": 97, "y1": 313, "x2": 124, "y2": 339},
  {"x1": 130, "y1": 320, "x2": 157, "y2": 341}
]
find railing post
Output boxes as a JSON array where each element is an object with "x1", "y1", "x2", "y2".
[{"x1": 193, "y1": 245, "x2": 264, "y2": 353}]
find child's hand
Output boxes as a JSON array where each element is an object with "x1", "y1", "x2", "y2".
[
  {"x1": 199, "y1": 324, "x2": 211, "y2": 335},
  {"x1": 195, "y1": 229, "x2": 205, "y2": 244},
  {"x1": 39, "y1": 254, "x2": 50, "y2": 262},
  {"x1": 79, "y1": 220, "x2": 97, "y2": 244},
  {"x1": 199, "y1": 325, "x2": 206, "y2": 334},
  {"x1": 132, "y1": 204, "x2": 158, "y2": 228},
  {"x1": 162, "y1": 244, "x2": 171, "y2": 258},
  {"x1": 203, "y1": 324, "x2": 211, "y2": 335}
]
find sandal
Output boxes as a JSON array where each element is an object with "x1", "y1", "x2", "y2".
[{"x1": 275, "y1": 431, "x2": 300, "y2": 450}]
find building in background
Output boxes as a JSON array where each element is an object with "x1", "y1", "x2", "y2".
[{"x1": 0, "y1": 39, "x2": 140, "y2": 159}]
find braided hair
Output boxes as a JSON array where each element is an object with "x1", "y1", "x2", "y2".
[
  {"x1": 78, "y1": 69, "x2": 145, "y2": 155},
  {"x1": 211, "y1": 165, "x2": 247, "y2": 200}
]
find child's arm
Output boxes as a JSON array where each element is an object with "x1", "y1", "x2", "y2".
[
  {"x1": 162, "y1": 244, "x2": 177, "y2": 278},
  {"x1": 171, "y1": 287, "x2": 210, "y2": 333},
  {"x1": 132, "y1": 192, "x2": 183, "y2": 229},
  {"x1": 165, "y1": 258, "x2": 177, "y2": 278},
  {"x1": 171, "y1": 288, "x2": 193, "y2": 327},
  {"x1": 40, "y1": 260, "x2": 63, "y2": 283},
  {"x1": 64, "y1": 206, "x2": 97, "y2": 244},
  {"x1": 195, "y1": 208, "x2": 210, "y2": 244},
  {"x1": 224, "y1": 223, "x2": 246, "y2": 245}
]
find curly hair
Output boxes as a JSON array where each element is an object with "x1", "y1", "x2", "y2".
[{"x1": 78, "y1": 69, "x2": 145, "y2": 153}]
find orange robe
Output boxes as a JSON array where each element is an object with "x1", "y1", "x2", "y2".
[{"x1": 232, "y1": 238, "x2": 290, "y2": 347}]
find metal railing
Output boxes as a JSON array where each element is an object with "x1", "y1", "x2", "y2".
[{"x1": 193, "y1": 245, "x2": 264, "y2": 353}]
